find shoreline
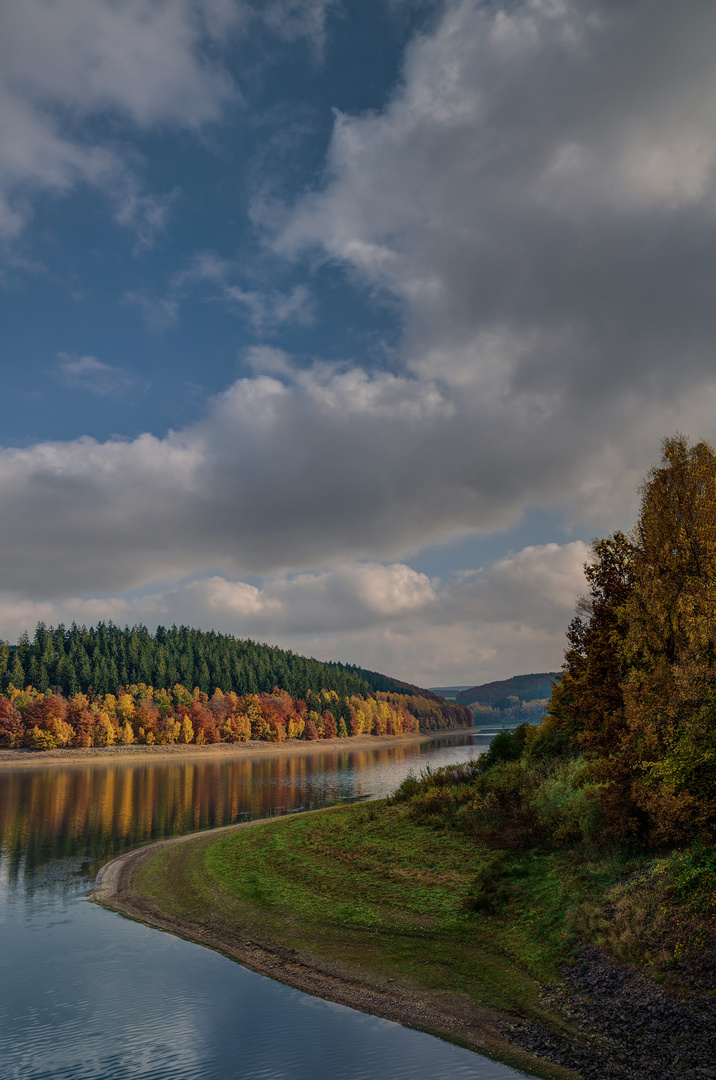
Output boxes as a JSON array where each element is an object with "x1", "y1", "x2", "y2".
[
  {"x1": 91, "y1": 816, "x2": 578, "y2": 1080},
  {"x1": 0, "y1": 730, "x2": 453, "y2": 771}
]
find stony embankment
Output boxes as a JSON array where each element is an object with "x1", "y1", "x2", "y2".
[{"x1": 500, "y1": 945, "x2": 716, "y2": 1080}]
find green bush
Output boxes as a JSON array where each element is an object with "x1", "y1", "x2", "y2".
[
  {"x1": 393, "y1": 771, "x2": 422, "y2": 800},
  {"x1": 464, "y1": 852, "x2": 512, "y2": 912},
  {"x1": 657, "y1": 840, "x2": 716, "y2": 916},
  {"x1": 525, "y1": 726, "x2": 573, "y2": 762},
  {"x1": 530, "y1": 758, "x2": 604, "y2": 846},
  {"x1": 477, "y1": 725, "x2": 529, "y2": 773}
]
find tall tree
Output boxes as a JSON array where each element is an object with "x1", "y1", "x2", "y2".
[{"x1": 620, "y1": 436, "x2": 716, "y2": 840}]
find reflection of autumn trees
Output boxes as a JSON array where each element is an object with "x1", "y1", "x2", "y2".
[
  {"x1": 0, "y1": 683, "x2": 471, "y2": 751},
  {"x1": 0, "y1": 744, "x2": 425, "y2": 888}
]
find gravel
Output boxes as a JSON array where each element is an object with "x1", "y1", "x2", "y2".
[{"x1": 498, "y1": 945, "x2": 716, "y2": 1079}]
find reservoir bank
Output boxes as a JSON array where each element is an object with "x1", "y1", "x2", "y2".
[{"x1": 0, "y1": 728, "x2": 538, "y2": 1080}]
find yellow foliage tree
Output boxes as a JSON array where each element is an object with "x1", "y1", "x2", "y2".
[
  {"x1": 94, "y1": 713, "x2": 116, "y2": 747},
  {"x1": 118, "y1": 721, "x2": 134, "y2": 746}
]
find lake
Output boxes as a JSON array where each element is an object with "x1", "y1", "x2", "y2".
[{"x1": 0, "y1": 732, "x2": 535, "y2": 1079}]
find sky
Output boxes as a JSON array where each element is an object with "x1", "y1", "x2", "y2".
[{"x1": 1, "y1": 0, "x2": 715, "y2": 687}]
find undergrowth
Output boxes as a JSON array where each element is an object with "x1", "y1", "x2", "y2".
[{"x1": 388, "y1": 726, "x2": 716, "y2": 988}]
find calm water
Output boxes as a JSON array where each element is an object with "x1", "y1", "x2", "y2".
[{"x1": 0, "y1": 733, "x2": 534, "y2": 1080}]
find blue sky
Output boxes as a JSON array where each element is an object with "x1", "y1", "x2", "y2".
[{"x1": 1, "y1": 0, "x2": 714, "y2": 685}]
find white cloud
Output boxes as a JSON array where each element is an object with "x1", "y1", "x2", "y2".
[
  {"x1": 1, "y1": 1, "x2": 238, "y2": 128},
  {"x1": 0, "y1": 0, "x2": 240, "y2": 239},
  {"x1": 6, "y1": 0, "x2": 716, "y2": 685},
  {"x1": 0, "y1": 0, "x2": 332, "y2": 241},
  {"x1": 257, "y1": 0, "x2": 336, "y2": 52},
  {"x1": 223, "y1": 282, "x2": 315, "y2": 331},
  {"x1": 56, "y1": 354, "x2": 136, "y2": 396},
  {"x1": 3, "y1": 350, "x2": 716, "y2": 607},
  {"x1": 173, "y1": 250, "x2": 315, "y2": 331},
  {"x1": 171, "y1": 250, "x2": 235, "y2": 289},
  {"x1": 115, "y1": 187, "x2": 179, "y2": 253},
  {"x1": 268, "y1": 0, "x2": 716, "y2": 519},
  {"x1": 0, "y1": 543, "x2": 586, "y2": 684}
]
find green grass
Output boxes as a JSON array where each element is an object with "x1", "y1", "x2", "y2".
[{"x1": 133, "y1": 800, "x2": 646, "y2": 1029}]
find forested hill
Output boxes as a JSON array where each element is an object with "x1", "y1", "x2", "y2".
[
  {"x1": 0, "y1": 623, "x2": 473, "y2": 749},
  {"x1": 456, "y1": 672, "x2": 559, "y2": 707},
  {"x1": 0, "y1": 623, "x2": 432, "y2": 703}
]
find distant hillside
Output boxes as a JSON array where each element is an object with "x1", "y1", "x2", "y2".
[
  {"x1": 1, "y1": 623, "x2": 474, "y2": 729},
  {"x1": 428, "y1": 685, "x2": 472, "y2": 699},
  {"x1": 456, "y1": 672, "x2": 559, "y2": 707}
]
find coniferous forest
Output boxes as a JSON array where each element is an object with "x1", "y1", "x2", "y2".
[{"x1": 0, "y1": 624, "x2": 472, "y2": 749}]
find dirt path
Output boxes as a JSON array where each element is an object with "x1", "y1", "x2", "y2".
[{"x1": 90, "y1": 822, "x2": 580, "y2": 1080}]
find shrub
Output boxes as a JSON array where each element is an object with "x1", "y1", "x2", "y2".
[
  {"x1": 393, "y1": 771, "x2": 421, "y2": 800},
  {"x1": 464, "y1": 852, "x2": 512, "y2": 912},
  {"x1": 658, "y1": 841, "x2": 716, "y2": 916},
  {"x1": 478, "y1": 725, "x2": 529, "y2": 773},
  {"x1": 530, "y1": 758, "x2": 604, "y2": 846}
]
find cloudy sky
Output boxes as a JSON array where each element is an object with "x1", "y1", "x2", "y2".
[{"x1": 1, "y1": 0, "x2": 714, "y2": 686}]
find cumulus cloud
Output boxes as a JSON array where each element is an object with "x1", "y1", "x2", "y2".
[
  {"x1": 0, "y1": 363, "x2": 455, "y2": 598},
  {"x1": 0, "y1": 543, "x2": 587, "y2": 684},
  {"x1": 271, "y1": 0, "x2": 716, "y2": 521},
  {"x1": 5, "y1": 0, "x2": 716, "y2": 683},
  {"x1": 4, "y1": 346, "x2": 716, "y2": 605}
]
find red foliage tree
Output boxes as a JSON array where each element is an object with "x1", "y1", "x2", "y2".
[
  {"x1": 136, "y1": 701, "x2": 161, "y2": 743},
  {"x1": 23, "y1": 695, "x2": 69, "y2": 732},
  {"x1": 190, "y1": 701, "x2": 219, "y2": 743},
  {"x1": 0, "y1": 699, "x2": 23, "y2": 747},
  {"x1": 322, "y1": 710, "x2": 338, "y2": 739},
  {"x1": 70, "y1": 708, "x2": 94, "y2": 747}
]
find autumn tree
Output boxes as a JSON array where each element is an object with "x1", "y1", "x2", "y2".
[
  {"x1": 620, "y1": 436, "x2": 716, "y2": 841},
  {"x1": 543, "y1": 435, "x2": 716, "y2": 843},
  {"x1": 535, "y1": 530, "x2": 638, "y2": 836},
  {"x1": 0, "y1": 699, "x2": 23, "y2": 747}
]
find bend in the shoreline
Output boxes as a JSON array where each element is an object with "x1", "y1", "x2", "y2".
[{"x1": 90, "y1": 817, "x2": 580, "y2": 1080}]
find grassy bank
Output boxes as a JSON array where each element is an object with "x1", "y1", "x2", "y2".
[
  {"x1": 136, "y1": 801, "x2": 634, "y2": 1011},
  {"x1": 125, "y1": 797, "x2": 649, "y2": 1077},
  {"x1": 111, "y1": 747, "x2": 715, "y2": 1078}
]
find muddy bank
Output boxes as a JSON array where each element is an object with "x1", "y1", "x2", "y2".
[{"x1": 0, "y1": 731, "x2": 439, "y2": 770}]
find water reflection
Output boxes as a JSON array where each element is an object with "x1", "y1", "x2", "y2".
[
  {"x1": 0, "y1": 733, "x2": 490, "y2": 896},
  {"x1": 0, "y1": 731, "x2": 536, "y2": 1080}
]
